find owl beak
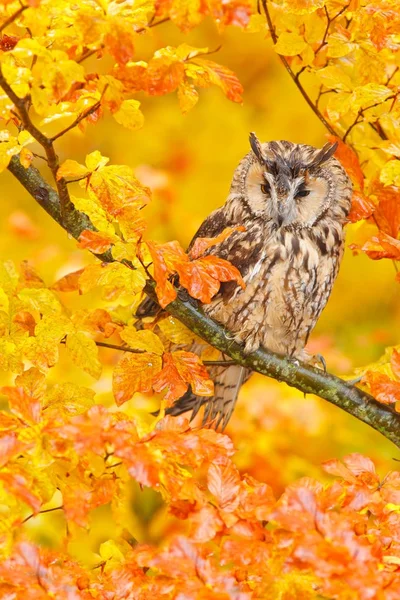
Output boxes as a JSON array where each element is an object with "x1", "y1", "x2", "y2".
[{"x1": 277, "y1": 214, "x2": 284, "y2": 227}]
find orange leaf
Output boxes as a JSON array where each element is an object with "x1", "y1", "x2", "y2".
[
  {"x1": 152, "y1": 353, "x2": 189, "y2": 402},
  {"x1": 178, "y1": 256, "x2": 245, "y2": 303},
  {"x1": 207, "y1": 456, "x2": 241, "y2": 511},
  {"x1": 328, "y1": 136, "x2": 364, "y2": 190},
  {"x1": 392, "y1": 349, "x2": 400, "y2": 380},
  {"x1": 51, "y1": 269, "x2": 84, "y2": 292},
  {"x1": 171, "y1": 351, "x2": 214, "y2": 396},
  {"x1": 372, "y1": 183, "x2": 400, "y2": 238},
  {"x1": 194, "y1": 58, "x2": 243, "y2": 103},
  {"x1": 189, "y1": 225, "x2": 246, "y2": 259},
  {"x1": 105, "y1": 19, "x2": 135, "y2": 65},
  {"x1": 360, "y1": 232, "x2": 400, "y2": 260},
  {"x1": 0, "y1": 471, "x2": 41, "y2": 513},
  {"x1": 1, "y1": 385, "x2": 41, "y2": 424},
  {"x1": 146, "y1": 240, "x2": 183, "y2": 308},
  {"x1": 78, "y1": 229, "x2": 116, "y2": 254},
  {"x1": 113, "y1": 352, "x2": 163, "y2": 405},
  {"x1": 363, "y1": 371, "x2": 400, "y2": 404},
  {"x1": 347, "y1": 190, "x2": 375, "y2": 224}
]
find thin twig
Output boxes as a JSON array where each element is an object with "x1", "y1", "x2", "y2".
[
  {"x1": 314, "y1": 4, "x2": 349, "y2": 56},
  {"x1": 50, "y1": 99, "x2": 101, "y2": 142},
  {"x1": 261, "y1": 0, "x2": 339, "y2": 137},
  {"x1": 60, "y1": 338, "x2": 145, "y2": 354},
  {"x1": 77, "y1": 17, "x2": 171, "y2": 63},
  {"x1": 343, "y1": 95, "x2": 397, "y2": 142},
  {"x1": 22, "y1": 505, "x2": 64, "y2": 524}
]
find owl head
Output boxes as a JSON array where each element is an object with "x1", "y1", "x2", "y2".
[{"x1": 229, "y1": 133, "x2": 352, "y2": 229}]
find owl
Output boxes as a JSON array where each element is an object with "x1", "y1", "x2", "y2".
[{"x1": 138, "y1": 134, "x2": 352, "y2": 429}]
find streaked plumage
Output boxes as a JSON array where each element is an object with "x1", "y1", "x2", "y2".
[{"x1": 139, "y1": 134, "x2": 352, "y2": 429}]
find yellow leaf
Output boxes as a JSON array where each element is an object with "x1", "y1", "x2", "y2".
[
  {"x1": 70, "y1": 196, "x2": 114, "y2": 234},
  {"x1": 85, "y1": 150, "x2": 110, "y2": 172},
  {"x1": 280, "y1": 0, "x2": 325, "y2": 14},
  {"x1": 274, "y1": 32, "x2": 307, "y2": 57},
  {"x1": 44, "y1": 383, "x2": 95, "y2": 416},
  {"x1": 317, "y1": 65, "x2": 352, "y2": 91},
  {"x1": 120, "y1": 328, "x2": 164, "y2": 354},
  {"x1": 79, "y1": 262, "x2": 146, "y2": 298},
  {"x1": 17, "y1": 131, "x2": 34, "y2": 146},
  {"x1": 351, "y1": 83, "x2": 392, "y2": 110},
  {"x1": 177, "y1": 83, "x2": 199, "y2": 113},
  {"x1": 113, "y1": 99, "x2": 144, "y2": 131},
  {"x1": 19, "y1": 148, "x2": 33, "y2": 169},
  {"x1": 57, "y1": 160, "x2": 89, "y2": 181},
  {"x1": 0, "y1": 60, "x2": 31, "y2": 98},
  {"x1": 326, "y1": 92, "x2": 353, "y2": 122},
  {"x1": 380, "y1": 160, "x2": 400, "y2": 187},
  {"x1": 18, "y1": 288, "x2": 62, "y2": 316},
  {"x1": 41, "y1": 59, "x2": 85, "y2": 102},
  {"x1": 66, "y1": 331, "x2": 102, "y2": 379}
]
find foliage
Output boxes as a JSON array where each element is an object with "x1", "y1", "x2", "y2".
[{"x1": 0, "y1": 0, "x2": 399, "y2": 598}]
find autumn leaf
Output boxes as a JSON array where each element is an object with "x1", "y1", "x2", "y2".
[
  {"x1": 57, "y1": 159, "x2": 90, "y2": 182},
  {"x1": 113, "y1": 352, "x2": 163, "y2": 405},
  {"x1": 207, "y1": 456, "x2": 241, "y2": 511},
  {"x1": 193, "y1": 58, "x2": 243, "y2": 103},
  {"x1": 152, "y1": 353, "x2": 189, "y2": 401},
  {"x1": 189, "y1": 226, "x2": 246, "y2": 259},
  {"x1": 51, "y1": 269, "x2": 84, "y2": 292},
  {"x1": 274, "y1": 32, "x2": 307, "y2": 56},
  {"x1": 65, "y1": 331, "x2": 102, "y2": 379},
  {"x1": 355, "y1": 232, "x2": 400, "y2": 261},
  {"x1": 78, "y1": 229, "x2": 117, "y2": 254},
  {"x1": 347, "y1": 190, "x2": 375, "y2": 224},
  {"x1": 170, "y1": 351, "x2": 214, "y2": 397},
  {"x1": 363, "y1": 371, "x2": 400, "y2": 404}
]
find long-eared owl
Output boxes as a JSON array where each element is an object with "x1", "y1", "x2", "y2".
[{"x1": 138, "y1": 134, "x2": 352, "y2": 429}]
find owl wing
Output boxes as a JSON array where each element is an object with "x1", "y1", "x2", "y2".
[{"x1": 137, "y1": 207, "x2": 253, "y2": 429}]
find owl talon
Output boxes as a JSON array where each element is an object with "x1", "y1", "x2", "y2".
[
  {"x1": 312, "y1": 353, "x2": 327, "y2": 373},
  {"x1": 288, "y1": 357, "x2": 300, "y2": 368}
]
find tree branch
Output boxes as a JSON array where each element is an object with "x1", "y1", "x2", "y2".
[
  {"x1": 7, "y1": 153, "x2": 400, "y2": 449},
  {"x1": 0, "y1": 65, "x2": 73, "y2": 224}
]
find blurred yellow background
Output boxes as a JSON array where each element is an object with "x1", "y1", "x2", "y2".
[{"x1": 1, "y1": 19, "x2": 399, "y2": 557}]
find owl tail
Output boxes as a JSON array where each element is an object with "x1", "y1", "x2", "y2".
[{"x1": 165, "y1": 364, "x2": 250, "y2": 430}]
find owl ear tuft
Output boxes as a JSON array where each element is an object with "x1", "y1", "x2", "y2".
[
  {"x1": 310, "y1": 142, "x2": 338, "y2": 168},
  {"x1": 249, "y1": 132, "x2": 265, "y2": 163}
]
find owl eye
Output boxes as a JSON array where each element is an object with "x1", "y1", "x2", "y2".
[
  {"x1": 296, "y1": 189, "x2": 310, "y2": 198},
  {"x1": 261, "y1": 183, "x2": 270, "y2": 194}
]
